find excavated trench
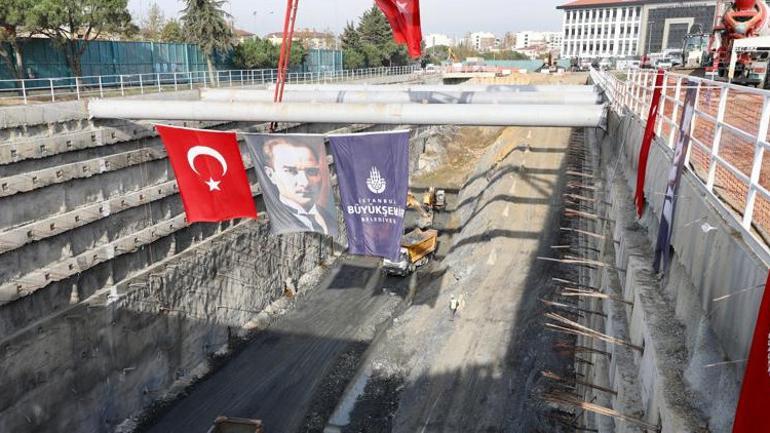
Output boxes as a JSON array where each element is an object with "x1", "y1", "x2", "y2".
[
  {"x1": 0, "y1": 75, "x2": 598, "y2": 433},
  {"x1": 131, "y1": 124, "x2": 587, "y2": 433}
]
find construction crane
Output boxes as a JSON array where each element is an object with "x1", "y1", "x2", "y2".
[{"x1": 706, "y1": 0, "x2": 770, "y2": 87}]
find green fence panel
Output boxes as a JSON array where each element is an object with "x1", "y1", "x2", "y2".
[
  {"x1": 301, "y1": 49, "x2": 343, "y2": 74},
  {"x1": 0, "y1": 38, "x2": 233, "y2": 89}
]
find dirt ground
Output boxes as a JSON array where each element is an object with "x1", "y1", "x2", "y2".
[{"x1": 413, "y1": 72, "x2": 589, "y2": 190}]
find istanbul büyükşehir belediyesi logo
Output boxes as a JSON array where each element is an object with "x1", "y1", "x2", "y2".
[{"x1": 366, "y1": 166, "x2": 387, "y2": 194}]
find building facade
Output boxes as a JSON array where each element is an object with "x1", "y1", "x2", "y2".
[
  {"x1": 424, "y1": 33, "x2": 455, "y2": 48},
  {"x1": 557, "y1": 0, "x2": 716, "y2": 59},
  {"x1": 265, "y1": 29, "x2": 336, "y2": 49},
  {"x1": 643, "y1": 1, "x2": 716, "y2": 53},
  {"x1": 467, "y1": 32, "x2": 498, "y2": 52},
  {"x1": 514, "y1": 31, "x2": 563, "y2": 50}
]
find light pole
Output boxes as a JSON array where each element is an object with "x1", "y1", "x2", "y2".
[{"x1": 646, "y1": 20, "x2": 655, "y2": 55}]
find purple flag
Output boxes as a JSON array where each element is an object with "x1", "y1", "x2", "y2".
[
  {"x1": 653, "y1": 80, "x2": 697, "y2": 274},
  {"x1": 329, "y1": 130, "x2": 410, "y2": 261}
]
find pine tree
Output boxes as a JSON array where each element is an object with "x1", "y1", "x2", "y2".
[
  {"x1": 340, "y1": 21, "x2": 360, "y2": 51},
  {"x1": 357, "y1": 6, "x2": 392, "y2": 48},
  {"x1": 180, "y1": 0, "x2": 233, "y2": 84}
]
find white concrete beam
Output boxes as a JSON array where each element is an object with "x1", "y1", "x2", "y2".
[
  {"x1": 89, "y1": 100, "x2": 606, "y2": 128},
  {"x1": 200, "y1": 88, "x2": 603, "y2": 105}
]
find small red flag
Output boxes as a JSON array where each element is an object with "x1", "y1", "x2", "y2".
[
  {"x1": 155, "y1": 125, "x2": 257, "y2": 223},
  {"x1": 733, "y1": 271, "x2": 770, "y2": 433},
  {"x1": 375, "y1": 0, "x2": 423, "y2": 58},
  {"x1": 635, "y1": 69, "x2": 665, "y2": 217}
]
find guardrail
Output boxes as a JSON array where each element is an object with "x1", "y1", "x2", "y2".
[
  {"x1": 0, "y1": 65, "x2": 423, "y2": 105},
  {"x1": 592, "y1": 67, "x2": 770, "y2": 245}
]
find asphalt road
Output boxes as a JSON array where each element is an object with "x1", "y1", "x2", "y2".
[{"x1": 142, "y1": 255, "x2": 402, "y2": 433}]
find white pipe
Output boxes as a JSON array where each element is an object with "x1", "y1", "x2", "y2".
[
  {"x1": 89, "y1": 99, "x2": 606, "y2": 127},
  {"x1": 200, "y1": 88, "x2": 602, "y2": 105},
  {"x1": 267, "y1": 84, "x2": 598, "y2": 93}
]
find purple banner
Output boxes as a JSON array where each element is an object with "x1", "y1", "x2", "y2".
[
  {"x1": 329, "y1": 131, "x2": 410, "y2": 261},
  {"x1": 653, "y1": 80, "x2": 697, "y2": 274}
]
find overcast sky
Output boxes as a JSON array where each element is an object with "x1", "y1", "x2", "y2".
[{"x1": 128, "y1": 0, "x2": 565, "y2": 38}]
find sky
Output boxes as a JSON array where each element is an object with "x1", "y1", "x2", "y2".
[{"x1": 128, "y1": 0, "x2": 565, "y2": 38}]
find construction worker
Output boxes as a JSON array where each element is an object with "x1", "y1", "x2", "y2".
[{"x1": 450, "y1": 295, "x2": 459, "y2": 320}]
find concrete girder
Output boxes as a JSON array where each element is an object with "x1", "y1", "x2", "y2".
[
  {"x1": 199, "y1": 88, "x2": 603, "y2": 105},
  {"x1": 88, "y1": 100, "x2": 606, "y2": 128},
  {"x1": 267, "y1": 84, "x2": 599, "y2": 93}
]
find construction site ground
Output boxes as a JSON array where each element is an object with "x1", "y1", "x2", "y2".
[{"x1": 136, "y1": 73, "x2": 586, "y2": 433}]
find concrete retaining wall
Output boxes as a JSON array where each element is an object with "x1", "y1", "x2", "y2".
[
  {"x1": 578, "y1": 108, "x2": 768, "y2": 432},
  {"x1": 0, "y1": 87, "x2": 430, "y2": 433}
]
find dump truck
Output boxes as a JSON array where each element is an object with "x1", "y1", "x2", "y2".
[
  {"x1": 206, "y1": 416, "x2": 264, "y2": 433},
  {"x1": 422, "y1": 187, "x2": 446, "y2": 211},
  {"x1": 382, "y1": 228, "x2": 439, "y2": 276}
]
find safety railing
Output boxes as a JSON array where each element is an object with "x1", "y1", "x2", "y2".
[
  {"x1": 0, "y1": 65, "x2": 424, "y2": 105},
  {"x1": 592, "y1": 67, "x2": 770, "y2": 244}
]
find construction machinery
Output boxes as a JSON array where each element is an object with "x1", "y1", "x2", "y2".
[
  {"x1": 682, "y1": 32, "x2": 711, "y2": 68},
  {"x1": 422, "y1": 187, "x2": 446, "y2": 211},
  {"x1": 407, "y1": 191, "x2": 433, "y2": 228},
  {"x1": 382, "y1": 228, "x2": 439, "y2": 276},
  {"x1": 707, "y1": 0, "x2": 770, "y2": 86}
]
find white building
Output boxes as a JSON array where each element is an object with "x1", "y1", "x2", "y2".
[
  {"x1": 265, "y1": 29, "x2": 336, "y2": 49},
  {"x1": 545, "y1": 32, "x2": 563, "y2": 51},
  {"x1": 424, "y1": 33, "x2": 455, "y2": 48},
  {"x1": 514, "y1": 31, "x2": 562, "y2": 50},
  {"x1": 557, "y1": 0, "x2": 717, "y2": 60},
  {"x1": 558, "y1": 0, "x2": 643, "y2": 59},
  {"x1": 468, "y1": 32, "x2": 498, "y2": 52}
]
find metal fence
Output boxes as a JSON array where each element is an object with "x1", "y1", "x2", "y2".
[
  {"x1": 0, "y1": 65, "x2": 422, "y2": 105},
  {"x1": 592, "y1": 67, "x2": 770, "y2": 246}
]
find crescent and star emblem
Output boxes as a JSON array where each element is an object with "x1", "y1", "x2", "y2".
[
  {"x1": 395, "y1": 0, "x2": 409, "y2": 13},
  {"x1": 186, "y1": 145, "x2": 229, "y2": 191}
]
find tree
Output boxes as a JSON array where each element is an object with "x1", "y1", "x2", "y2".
[
  {"x1": 340, "y1": 21, "x2": 360, "y2": 52},
  {"x1": 288, "y1": 42, "x2": 306, "y2": 68},
  {"x1": 232, "y1": 36, "x2": 306, "y2": 70},
  {"x1": 232, "y1": 37, "x2": 276, "y2": 69},
  {"x1": 340, "y1": 6, "x2": 410, "y2": 69},
  {"x1": 140, "y1": 2, "x2": 165, "y2": 41},
  {"x1": 29, "y1": 0, "x2": 133, "y2": 76},
  {"x1": 357, "y1": 6, "x2": 392, "y2": 48},
  {"x1": 159, "y1": 19, "x2": 184, "y2": 43},
  {"x1": 343, "y1": 48, "x2": 365, "y2": 69},
  {"x1": 0, "y1": 0, "x2": 32, "y2": 80},
  {"x1": 180, "y1": 0, "x2": 233, "y2": 84}
]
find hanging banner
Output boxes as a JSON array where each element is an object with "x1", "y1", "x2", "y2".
[
  {"x1": 653, "y1": 81, "x2": 697, "y2": 273},
  {"x1": 329, "y1": 131, "x2": 410, "y2": 261},
  {"x1": 635, "y1": 69, "x2": 665, "y2": 217},
  {"x1": 244, "y1": 134, "x2": 337, "y2": 236},
  {"x1": 733, "y1": 271, "x2": 770, "y2": 433},
  {"x1": 155, "y1": 125, "x2": 257, "y2": 223}
]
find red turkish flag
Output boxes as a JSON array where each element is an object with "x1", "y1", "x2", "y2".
[
  {"x1": 375, "y1": 0, "x2": 423, "y2": 58},
  {"x1": 733, "y1": 271, "x2": 770, "y2": 433},
  {"x1": 155, "y1": 125, "x2": 257, "y2": 223}
]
